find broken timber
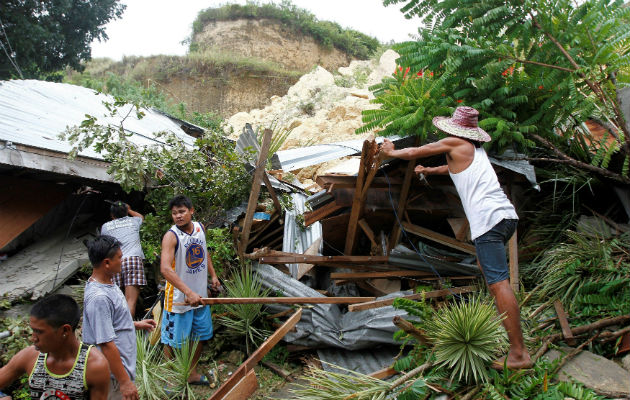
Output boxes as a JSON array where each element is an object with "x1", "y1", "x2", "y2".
[
  {"x1": 209, "y1": 308, "x2": 302, "y2": 400},
  {"x1": 388, "y1": 137, "x2": 419, "y2": 253},
  {"x1": 401, "y1": 221, "x2": 476, "y2": 255},
  {"x1": 553, "y1": 299, "x2": 576, "y2": 346},
  {"x1": 330, "y1": 270, "x2": 475, "y2": 281},
  {"x1": 239, "y1": 128, "x2": 273, "y2": 256},
  {"x1": 175, "y1": 296, "x2": 375, "y2": 306},
  {"x1": 348, "y1": 286, "x2": 475, "y2": 312}
]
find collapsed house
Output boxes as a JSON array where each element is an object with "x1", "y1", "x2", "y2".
[
  {"x1": 230, "y1": 125, "x2": 538, "y2": 378},
  {"x1": 0, "y1": 79, "x2": 201, "y2": 301}
]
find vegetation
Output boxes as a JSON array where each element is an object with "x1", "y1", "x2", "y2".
[
  {"x1": 363, "y1": 0, "x2": 630, "y2": 185},
  {"x1": 59, "y1": 97, "x2": 250, "y2": 263},
  {"x1": 191, "y1": 1, "x2": 380, "y2": 60},
  {"x1": 0, "y1": 0, "x2": 125, "y2": 80}
]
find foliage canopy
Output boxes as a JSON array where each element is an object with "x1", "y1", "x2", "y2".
[{"x1": 0, "y1": 0, "x2": 125, "y2": 80}]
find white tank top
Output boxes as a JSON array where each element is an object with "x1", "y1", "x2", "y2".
[
  {"x1": 449, "y1": 147, "x2": 518, "y2": 240},
  {"x1": 164, "y1": 222, "x2": 208, "y2": 313}
]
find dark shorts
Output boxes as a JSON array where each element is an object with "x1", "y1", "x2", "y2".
[
  {"x1": 112, "y1": 256, "x2": 146, "y2": 288},
  {"x1": 473, "y1": 219, "x2": 517, "y2": 285}
]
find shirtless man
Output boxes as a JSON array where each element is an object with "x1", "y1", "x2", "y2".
[
  {"x1": 0, "y1": 294, "x2": 110, "y2": 399},
  {"x1": 380, "y1": 106, "x2": 533, "y2": 370}
]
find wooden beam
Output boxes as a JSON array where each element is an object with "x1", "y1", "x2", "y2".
[
  {"x1": 258, "y1": 254, "x2": 388, "y2": 264},
  {"x1": 303, "y1": 201, "x2": 343, "y2": 227},
  {"x1": 553, "y1": 300, "x2": 576, "y2": 346},
  {"x1": 508, "y1": 230, "x2": 519, "y2": 292},
  {"x1": 358, "y1": 219, "x2": 378, "y2": 248},
  {"x1": 176, "y1": 297, "x2": 376, "y2": 306},
  {"x1": 331, "y1": 270, "x2": 434, "y2": 280},
  {"x1": 222, "y1": 369, "x2": 258, "y2": 400},
  {"x1": 401, "y1": 222, "x2": 476, "y2": 255},
  {"x1": 344, "y1": 140, "x2": 370, "y2": 255},
  {"x1": 388, "y1": 157, "x2": 416, "y2": 252},
  {"x1": 392, "y1": 316, "x2": 429, "y2": 344},
  {"x1": 209, "y1": 309, "x2": 302, "y2": 400},
  {"x1": 239, "y1": 129, "x2": 273, "y2": 256},
  {"x1": 262, "y1": 172, "x2": 283, "y2": 218},
  {"x1": 348, "y1": 286, "x2": 475, "y2": 312}
]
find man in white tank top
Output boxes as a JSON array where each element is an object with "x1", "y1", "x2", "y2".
[
  {"x1": 380, "y1": 106, "x2": 532, "y2": 370},
  {"x1": 160, "y1": 195, "x2": 221, "y2": 385}
]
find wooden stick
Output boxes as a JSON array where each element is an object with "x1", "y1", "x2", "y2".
[
  {"x1": 303, "y1": 201, "x2": 343, "y2": 227},
  {"x1": 344, "y1": 140, "x2": 369, "y2": 255},
  {"x1": 358, "y1": 219, "x2": 378, "y2": 248},
  {"x1": 388, "y1": 153, "x2": 417, "y2": 253},
  {"x1": 239, "y1": 129, "x2": 273, "y2": 256},
  {"x1": 392, "y1": 316, "x2": 429, "y2": 344},
  {"x1": 262, "y1": 172, "x2": 283, "y2": 218},
  {"x1": 174, "y1": 297, "x2": 376, "y2": 306},
  {"x1": 258, "y1": 255, "x2": 388, "y2": 264},
  {"x1": 262, "y1": 361, "x2": 293, "y2": 382},
  {"x1": 553, "y1": 300, "x2": 576, "y2": 346},
  {"x1": 368, "y1": 367, "x2": 397, "y2": 380},
  {"x1": 543, "y1": 314, "x2": 630, "y2": 342},
  {"x1": 401, "y1": 222, "x2": 476, "y2": 254},
  {"x1": 348, "y1": 286, "x2": 475, "y2": 312}
]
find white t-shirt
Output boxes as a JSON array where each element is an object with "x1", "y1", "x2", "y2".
[
  {"x1": 101, "y1": 216, "x2": 144, "y2": 259},
  {"x1": 449, "y1": 147, "x2": 518, "y2": 240}
]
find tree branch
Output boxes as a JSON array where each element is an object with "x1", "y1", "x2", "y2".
[
  {"x1": 530, "y1": 133, "x2": 630, "y2": 184},
  {"x1": 501, "y1": 54, "x2": 574, "y2": 72}
]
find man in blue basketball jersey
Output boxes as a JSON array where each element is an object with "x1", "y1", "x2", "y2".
[{"x1": 160, "y1": 195, "x2": 220, "y2": 385}]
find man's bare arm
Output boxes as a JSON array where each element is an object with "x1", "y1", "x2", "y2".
[
  {"x1": 0, "y1": 346, "x2": 37, "y2": 391},
  {"x1": 127, "y1": 205, "x2": 144, "y2": 221},
  {"x1": 85, "y1": 347, "x2": 110, "y2": 400},
  {"x1": 415, "y1": 164, "x2": 449, "y2": 176},
  {"x1": 99, "y1": 341, "x2": 137, "y2": 400},
  {"x1": 160, "y1": 232, "x2": 201, "y2": 305},
  {"x1": 380, "y1": 138, "x2": 453, "y2": 160}
]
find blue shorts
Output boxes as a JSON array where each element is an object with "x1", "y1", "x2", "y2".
[
  {"x1": 161, "y1": 305, "x2": 213, "y2": 348},
  {"x1": 473, "y1": 219, "x2": 517, "y2": 285}
]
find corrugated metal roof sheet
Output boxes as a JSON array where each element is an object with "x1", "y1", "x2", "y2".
[{"x1": 0, "y1": 80, "x2": 195, "y2": 160}]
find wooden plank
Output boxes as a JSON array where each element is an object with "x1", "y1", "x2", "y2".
[
  {"x1": 553, "y1": 300, "x2": 576, "y2": 346},
  {"x1": 259, "y1": 255, "x2": 388, "y2": 264},
  {"x1": 296, "y1": 238, "x2": 321, "y2": 280},
  {"x1": 209, "y1": 309, "x2": 302, "y2": 400},
  {"x1": 245, "y1": 308, "x2": 303, "y2": 369},
  {"x1": 401, "y1": 222, "x2": 476, "y2": 255},
  {"x1": 331, "y1": 271, "x2": 434, "y2": 280},
  {"x1": 222, "y1": 369, "x2": 258, "y2": 400},
  {"x1": 303, "y1": 201, "x2": 343, "y2": 227},
  {"x1": 348, "y1": 286, "x2": 475, "y2": 312},
  {"x1": 176, "y1": 297, "x2": 376, "y2": 306},
  {"x1": 358, "y1": 219, "x2": 378, "y2": 248},
  {"x1": 262, "y1": 172, "x2": 283, "y2": 218},
  {"x1": 508, "y1": 230, "x2": 519, "y2": 292},
  {"x1": 239, "y1": 129, "x2": 273, "y2": 256},
  {"x1": 344, "y1": 140, "x2": 370, "y2": 255},
  {"x1": 388, "y1": 157, "x2": 416, "y2": 253}
]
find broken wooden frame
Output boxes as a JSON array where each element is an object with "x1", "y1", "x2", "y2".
[
  {"x1": 348, "y1": 285, "x2": 475, "y2": 312},
  {"x1": 208, "y1": 308, "x2": 302, "y2": 400}
]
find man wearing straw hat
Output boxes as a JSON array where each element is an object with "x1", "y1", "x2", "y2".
[{"x1": 380, "y1": 106, "x2": 533, "y2": 370}]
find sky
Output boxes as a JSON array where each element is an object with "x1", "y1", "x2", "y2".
[{"x1": 90, "y1": 0, "x2": 421, "y2": 60}]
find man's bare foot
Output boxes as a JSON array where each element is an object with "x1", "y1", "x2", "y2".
[{"x1": 491, "y1": 353, "x2": 533, "y2": 370}]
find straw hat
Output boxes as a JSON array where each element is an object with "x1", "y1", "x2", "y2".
[{"x1": 432, "y1": 106, "x2": 491, "y2": 142}]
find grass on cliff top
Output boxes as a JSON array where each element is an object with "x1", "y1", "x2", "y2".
[{"x1": 191, "y1": 1, "x2": 380, "y2": 60}]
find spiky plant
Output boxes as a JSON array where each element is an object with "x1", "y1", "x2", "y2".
[
  {"x1": 426, "y1": 297, "x2": 507, "y2": 383},
  {"x1": 526, "y1": 230, "x2": 630, "y2": 320},
  {"x1": 163, "y1": 338, "x2": 200, "y2": 400},
  {"x1": 135, "y1": 332, "x2": 169, "y2": 400},
  {"x1": 217, "y1": 266, "x2": 271, "y2": 354}
]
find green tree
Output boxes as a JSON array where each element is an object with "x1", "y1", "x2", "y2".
[
  {"x1": 0, "y1": 0, "x2": 125, "y2": 80},
  {"x1": 372, "y1": 0, "x2": 630, "y2": 184}
]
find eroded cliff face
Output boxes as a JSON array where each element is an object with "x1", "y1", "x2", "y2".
[{"x1": 192, "y1": 19, "x2": 354, "y2": 72}]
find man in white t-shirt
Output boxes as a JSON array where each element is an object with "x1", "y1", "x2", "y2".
[
  {"x1": 380, "y1": 106, "x2": 532, "y2": 370},
  {"x1": 101, "y1": 201, "x2": 145, "y2": 316}
]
